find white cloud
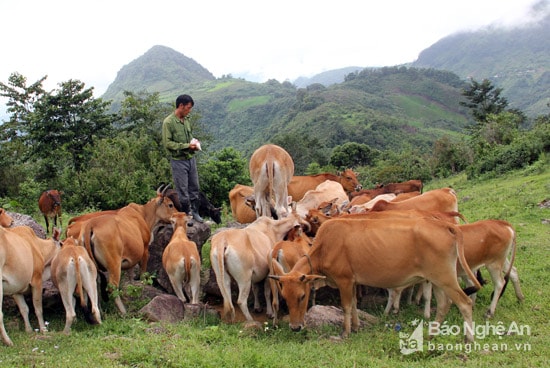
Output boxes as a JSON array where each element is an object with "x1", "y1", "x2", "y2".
[{"x1": 0, "y1": 0, "x2": 545, "y2": 100}]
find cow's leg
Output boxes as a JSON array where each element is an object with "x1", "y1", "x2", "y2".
[
  {"x1": 269, "y1": 278, "x2": 280, "y2": 324},
  {"x1": 189, "y1": 260, "x2": 201, "y2": 305},
  {"x1": 251, "y1": 282, "x2": 262, "y2": 313},
  {"x1": 30, "y1": 278, "x2": 47, "y2": 333},
  {"x1": 12, "y1": 294, "x2": 32, "y2": 332},
  {"x1": 168, "y1": 263, "x2": 188, "y2": 304},
  {"x1": 350, "y1": 284, "x2": 359, "y2": 333},
  {"x1": 107, "y1": 266, "x2": 126, "y2": 315},
  {"x1": 485, "y1": 263, "x2": 506, "y2": 318},
  {"x1": 338, "y1": 280, "x2": 355, "y2": 338},
  {"x1": 236, "y1": 279, "x2": 254, "y2": 321},
  {"x1": 434, "y1": 283, "x2": 474, "y2": 342},
  {"x1": 264, "y1": 278, "x2": 274, "y2": 318},
  {"x1": 59, "y1": 281, "x2": 77, "y2": 334},
  {"x1": 0, "y1": 282, "x2": 14, "y2": 346},
  {"x1": 422, "y1": 281, "x2": 433, "y2": 319},
  {"x1": 44, "y1": 215, "x2": 50, "y2": 234},
  {"x1": 505, "y1": 261, "x2": 525, "y2": 301},
  {"x1": 137, "y1": 245, "x2": 150, "y2": 280}
]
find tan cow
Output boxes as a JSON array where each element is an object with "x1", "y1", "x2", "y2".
[
  {"x1": 0, "y1": 226, "x2": 60, "y2": 346},
  {"x1": 162, "y1": 212, "x2": 201, "y2": 304},
  {"x1": 269, "y1": 217, "x2": 481, "y2": 341},
  {"x1": 249, "y1": 144, "x2": 294, "y2": 219},
  {"x1": 392, "y1": 219, "x2": 525, "y2": 319},
  {"x1": 0, "y1": 208, "x2": 13, "y2": 227},
  {"x1": 210, "y1": 206, "x2": 307, "y2": 322},
  {"x1": 79, "y1": 187, "x2": 176, "y2": 314},
  {"x1": 51, "y1": 237, "x2": 101, "y2": 334},
  {"x1": 287, "y1": 169, "x2": 362, "y2": 201}
]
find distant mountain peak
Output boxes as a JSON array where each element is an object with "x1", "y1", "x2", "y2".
[{"x1": 102, "y1": 45, "x2": 215, "y2": 103}]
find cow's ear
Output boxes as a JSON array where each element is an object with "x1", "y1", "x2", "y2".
[
  {"x1": 302, "y1": 274, "x2": 325, "y2": 284},
  {"x1": 271, "y1": 259, "x2": 286, "y2": 276}
]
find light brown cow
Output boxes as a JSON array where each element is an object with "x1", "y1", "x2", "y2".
[
  {"x1": 348, "y1": 193, "x2": 397, "y2": 213},
  {"x1": 79, "y1": 187, "x2": 176, "y2": 314},
  {"x1": 51, "y1": 237, "x2": 101, "y2": 334},
  {"x1": 269, "y1": 217, "x2": 481, "y2": 341},
  {"x1": 0, "y1": 208, "x2": 13, "y2": 227},
  {"x1": 162, "y1": 212, "x2": 201, "y2": 304},
  {"x1": 210, "y1": 206, "x2": 307, "y2": 322},
  {"x1": 0, "y1": 226, "x2": 60, "y2": 346},
  {"x1": 392, "y1": 219, "x2": 525, "y2": 319},
  {"x1": 287, "y1": 169, "x2": 362, "y2": 201},
  {"x1": 295, "y1": 180, "x2": 349, "y2": 218},
  {"x1": 249, "y1": 144, "x2": 294, "y2": 219}
]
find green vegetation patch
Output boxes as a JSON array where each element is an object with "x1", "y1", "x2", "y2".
[{"x1": 227, "y1": 95, "x2": 271, "y2": 112}]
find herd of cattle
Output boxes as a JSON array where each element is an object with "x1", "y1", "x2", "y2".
[{"x1": 0, "y1": 143, "x2": 524, "y2": 346}]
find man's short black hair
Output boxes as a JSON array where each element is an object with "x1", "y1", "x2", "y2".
[{"x1": 176, "y1": 94, "x2": 194, "y2": 108}]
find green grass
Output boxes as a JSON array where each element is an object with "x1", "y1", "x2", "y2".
[{"x1": 2, "y1": 165, "x2": 549, "y2": 367}]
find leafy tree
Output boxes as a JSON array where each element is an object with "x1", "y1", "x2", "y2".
[
  {"x1": 118, "y1": 90, "x2": 170, "y2": 142},
  {"x1": 460, "y1": 78, "x2": 508, "y2": 122},
  {"x1": 431, "y1": 136, "x2": 472, "y2": 177},
  {"x1": 330, "y1": 142, "x2": 379, "y2": 169},
  {"x1": 198, "y1": 147, "x2": 250, "y2": 207},
  {"x1": 28, "y1": 79, "x2": 115, "y2": 179}
]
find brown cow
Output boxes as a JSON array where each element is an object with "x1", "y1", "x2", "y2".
[
  {"x1": 162, "y1": 212, "x2": 201, "y2": 304},
  {"x1": 0, "y1": 226, "x2": 60, "y2": 346},
  {"x1": 268, "y1": 226, "x2": 313, "y2": 325},
  {"x1": 38, "y1": 189, "x2": 63, "y2": 234},
  {"x1": 249, "y1": 144, "x2": 294, "y2": 219},
  {"x1": 393, "y1": 219, "x2": 525, "y2": 319},
  {"x1": 288, "y1": 169, "x2": 362, "y2": 201},
  {"x1": 79, "y1": 186, "x2": 176, "y2": 314},
  {"x1": 377, "y1": 179, "x2": 423, "y2": 194},
  {"x1": 210, "y1": 205, "x2": 307, "y2": 322},
  {"x1": 0, "y1": 208, "x2": 13, "y2": 227},
  {"x1": 51, "y1": 237, "x2": 101, "y2": 334},
  {"x1": 269, "y1": 217, "x2": 481, "y2": 341},
  {"x1": 369, "y1": 187, "x2": 459, "y2": 223}
]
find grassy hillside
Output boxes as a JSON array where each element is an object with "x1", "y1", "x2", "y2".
[{"x1": 1, "y1": 163, "x2": 548, "y2": 367}]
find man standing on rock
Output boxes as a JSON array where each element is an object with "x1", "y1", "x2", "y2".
[{"x1": 162, "y1": 94, "x2": 203, "y2": 222}]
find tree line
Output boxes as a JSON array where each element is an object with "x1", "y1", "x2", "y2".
[{"x1": 1, "y1": 72, "x2": 548, "y2": 218}]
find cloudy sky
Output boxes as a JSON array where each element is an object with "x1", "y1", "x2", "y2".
[{"x1": 0, "y1": 0, "x2": 546, "y2": 100}]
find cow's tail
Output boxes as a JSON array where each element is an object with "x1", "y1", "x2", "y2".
[
  {"x1": 453, "y1": 225, "x2": 482, "y2": 295},
  {"x1": 211, "y1": 235, "x2": 235, "y2": 321},
  {"x1": 267, "y1": 160, "x2": 276, "y2": 217},
  {"x1": 81, "y1": 223, "x2": 109, "y2": 302},
  {"x1": 497, "y1": 225, "x2": 517, "y2": 300}
]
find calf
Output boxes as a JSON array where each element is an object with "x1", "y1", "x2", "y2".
[
  {"x1": 38, "y1": 189, "x2": 63, "y2": 233},
  {"x1": 0, "y1": 226, "x2": 60, "y2": 346},
  {"x1": 162, "y1": 212, "x2": 201, "y2": 304},
  {"x1": 270, "y1": 217, "x2": 481, "y2": 341},
  {"x1": 51, "y1": 237, "x2": 101, "y2": 334}
]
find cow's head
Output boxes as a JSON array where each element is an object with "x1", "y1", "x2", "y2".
[
  {"x1": 154, "y1": 184, "x2": 177, "y2": 222},
  {"x1": 0, "y1": 208, "x2": 13, "y2": 227},
  {"x1": 268, "y1": 260, "x2": 325, "y2": 332},
  {"x1": 338, "y1": 169, "x2": 362, "y2": 193},
  {"x1": 210, "y1": 207, "x2": 222, "y2": 224}
]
